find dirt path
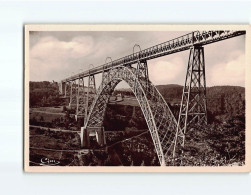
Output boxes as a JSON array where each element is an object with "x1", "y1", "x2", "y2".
[
  {"x1": 31, "y1": 110, "x2": 65, "y2": 115},
  {"x1": 30, "y1": 110, "x2": 76, "y2": 117},
  {"x1": 30, "y1": 146, "x2": 89, "y2": 153},
  {"x1": 29, "y1": 125, "x2": 80, "y2": 133}
]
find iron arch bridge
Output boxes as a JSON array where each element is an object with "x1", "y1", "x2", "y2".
[{"x1": 59, "y1": 30, "x2": 246, "y2": 166}]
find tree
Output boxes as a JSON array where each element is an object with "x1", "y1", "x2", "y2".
[
  {"x1": 64, "y1": 111, "x2": 71, "y2": 129},
  {"x1": 40, "y1": 116, "x2": 44, "y2": 122}
]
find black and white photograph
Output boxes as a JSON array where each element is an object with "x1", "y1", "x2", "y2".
[
  {"x1": 2, "y1": 0, "x2": 251, "y2": 194},
  {"x1": 24, "y1": 25, "x2": 250, "y2": 171}
]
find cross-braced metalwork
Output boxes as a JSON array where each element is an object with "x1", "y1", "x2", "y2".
[
  {"x1": 61, "y1": 31, "x2": 245, "y2": 84},
  {"x1": 83, "y1": 64, "x2": 179, "y2": 166},
  {"x1": 84, "y1": 74, "x2": 96, "y2": 125},
  {"x1": 76, "y1": 78, "x2": 85, "y2": 118},
  {"x1": 60, "y1": 30, "x2": 245, "y2": 166},
  {"x1": 174, "y1": 45, "x2": 207, "y2": 155},
  {"x1": 69, "y1": 80, "x2": 77, "y2": 107},
  {"x1": 64, "y1": 81, "x2": 71, "y2": 98}
]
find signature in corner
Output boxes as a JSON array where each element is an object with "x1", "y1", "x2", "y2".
[{"x1": 40, "y1": 157, "x2": 60, "y2": 166}]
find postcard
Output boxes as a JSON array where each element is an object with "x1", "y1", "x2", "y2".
[{"x1": 24, "y1": 25, "x2": 251, "y2": 172}]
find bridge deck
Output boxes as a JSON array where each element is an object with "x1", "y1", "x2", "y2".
[{"x1": 62, "y1": 30, "x2": 245, "y2": 82}]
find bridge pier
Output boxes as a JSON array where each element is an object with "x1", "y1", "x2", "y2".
[
  {"x1": 69, "y1": 80, "x2": 78, "y2": 108},
  {"x1": 69, "y1": 81, "x2": 73, "y2": 107},
  {"x1": 80, "y1": 126, "x2": 106, "y2": 148},
  {"x1": 175, "y1": 45, "x2": 207, "y2": 150},
  {"x1": 76, "y1": 78, "x2": 85, "y2": 120},
  {"x1": 59, "y1": 81, "x2": 66, "y2": 95},
  {"x1": 134, "y1": 60, "x2": 149, "y2": 91},
  {"x1": 64, "y1": 81, "x2": 68, "y2": 97},
  {"x1": 84, "y1": 74, "x2": 96, "y2": 125}
]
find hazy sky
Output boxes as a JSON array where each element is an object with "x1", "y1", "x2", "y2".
[{"x1": 29, "y1": 31, "x2": 245, "y2": 87}]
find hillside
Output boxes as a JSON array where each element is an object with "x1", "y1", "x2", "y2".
[
  {"x1": 29, "y1": 82, "x2": 245, "y2": 166},
  {"x1": 29, "y1": 81, "x2": 245, "y2": 124},
  {"x1": 115, "y1": 84, "x2": 245, "y2": 122},
  {"x1": 157, "y1": 84, "x2": 245, "y2": 121},
  {"x1": 30, "y1": 81, "x2": 65, "y2": 107},
  {"x1": 111, "y1": 84, "x2": 245, "y2": 166}
]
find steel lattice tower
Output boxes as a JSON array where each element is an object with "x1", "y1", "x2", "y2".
[
  {"x1": 174, "y1": 45, "x2": 207, "y2": 150},
  {"x1": 75, "y1": 78, "x2": 85, "y2": 119},
  {"x1": 84, "y1": 75, "x2": 96, "y2": 125}
]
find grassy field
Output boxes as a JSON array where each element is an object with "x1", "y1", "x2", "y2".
[
  {"x1": 30, "y1": 109, "x2": 64, "y2": 123},
  {"x1": 30, "y1": 106, "x2": 64, "y2": 113}
]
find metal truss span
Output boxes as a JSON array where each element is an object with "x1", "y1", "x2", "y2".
[
  {"x1": 61, "y1": 30, "x2": 245, "y2": 83},
  {"x1": 84, "y1": 65, "x2": 179, "y2": 166}
]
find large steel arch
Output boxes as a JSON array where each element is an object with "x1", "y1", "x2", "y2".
[{"x1": 84, "y1": 65, "x2": 179, "y2": 166}]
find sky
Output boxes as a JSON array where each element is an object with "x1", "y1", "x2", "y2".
[{"x1": 29, "y1": 31, "x2": 245, "y2": 88}]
